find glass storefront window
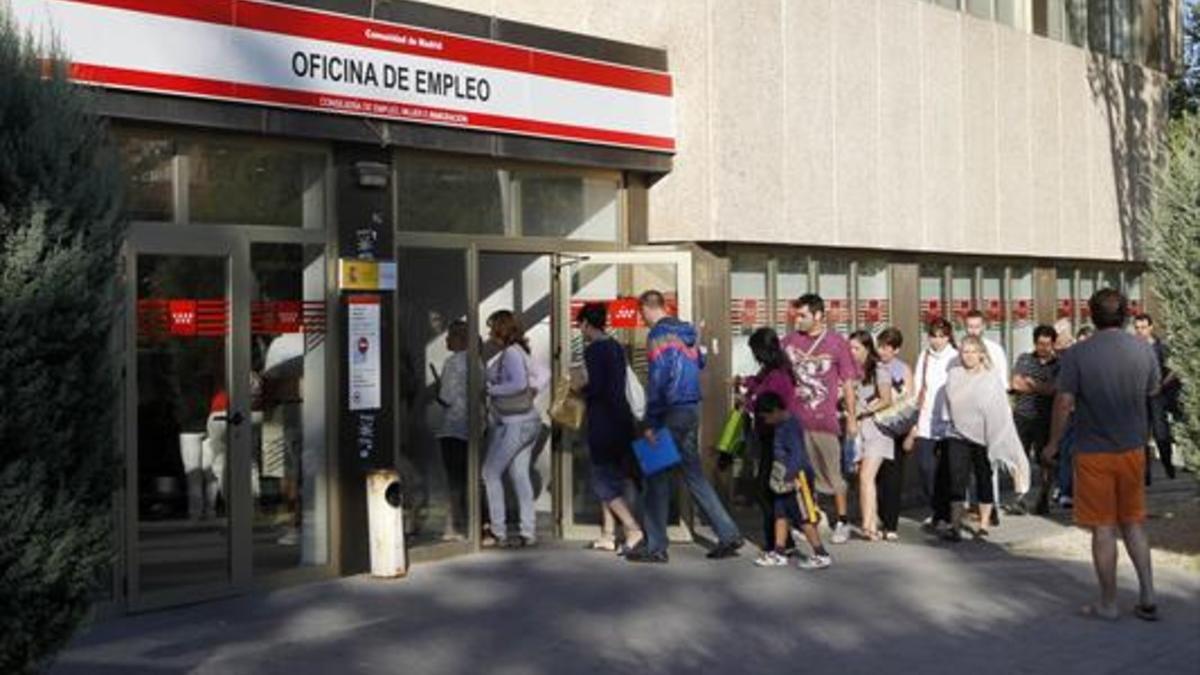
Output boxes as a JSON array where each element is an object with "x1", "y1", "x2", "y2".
[
  {"x1": 119, "y1": 133, "x2": 175, "y2": 222},
  {"x1": 817, "y1": 259, "x2": 851, "y2": 334},
  {"x1": 1098, "y1": 268, "x2": 1121, "y2": 292},
  {"x1": 776, "y1": 255, "x2": 810, "y2": 333},
  {"x1": 518, "y1": 174, "x2": 620, "y2": 241},
  {"x1": 1125, "y1": 272, "x2": 1145, "y2": 317},
  {"x1": 188, "y1": 142, "x2": 326, "y2": 228},
  {"x1": 981, "y1": 266, "x2": 1005, "y2": 354},
  {"x1": 856, "y1": 261, "x2": 890, "y2": 337},
  {"x1": 966, "y1": 0, "x2": 994, "y2": 20},
  {"x1": 1056, "y1": 267, "x2": 1075, "y2": 326},
  {"x1": 397, "y1": 156, "x2": 506, "y2": 235},
  {"x1": 731, "y1": 254, "x2": 769, "y2": 378},
  {"x1": 951, "y1": 264, "x2": 977, "y2": 334},
  {"x1": 1066, "y1": 0, "x2": 1090, "y2": 47},
  {"x1": 919, "y1": 264, "x2": 946, "y2": 349},
  {"x1": 1089, "y1": 0, "x2": 1112, "y2": 54},
  {"x1": 1010, "y1": 266, "x2": 1035, "y2": 362},
  {"x1": 1078, "y1": 270, "x2": 1097, "y2": 328}
]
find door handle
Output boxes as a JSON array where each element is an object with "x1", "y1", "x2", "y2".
[{"x1": 229, "y1": 411, "x2": 245, "y2": 426}]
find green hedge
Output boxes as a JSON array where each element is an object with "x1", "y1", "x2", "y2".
[
  {"x1": 0, "y1": 14, "x2": 126, "y2": 673},
  {"x1": 1144, "y1": 113, "x2": 1200, "y2": 476}
]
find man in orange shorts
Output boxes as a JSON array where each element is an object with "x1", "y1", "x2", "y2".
[{"x1": 1044, "y1": 289, "x2": 1160, "y2": 622}]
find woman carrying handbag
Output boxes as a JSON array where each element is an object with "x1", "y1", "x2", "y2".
[{"x1": 483, "y1": 310, "x2": 548, "y2": 548}]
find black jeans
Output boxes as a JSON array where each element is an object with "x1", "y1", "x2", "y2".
[
  {"x1": 876, "y1": 439, "x2": 906, "y2": 532},
  {"x1": 945, "y1": 437, "x2": 993, "y2": 505},
  {"x1": 439, "y1": 437, "x2": 469, "y2": 532},
  {"x1": 916, "y1": 437, "x2": 951, "y2": 523}
]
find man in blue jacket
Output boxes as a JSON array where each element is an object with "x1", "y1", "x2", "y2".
[{"x1": 627, "y1": 290, "x2": 743, "y2": 563}]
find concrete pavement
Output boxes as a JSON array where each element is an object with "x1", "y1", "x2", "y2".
[{"x1": 50, "y1": 511, "x2": 1200, "y2": 675}]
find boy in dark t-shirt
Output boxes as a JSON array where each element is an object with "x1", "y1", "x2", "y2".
[{"x1": 752, "y1": 392, "x2": 831, "y2": 571}]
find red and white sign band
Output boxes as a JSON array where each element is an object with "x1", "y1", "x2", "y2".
[{"x1": 12, "y1": 0, "x2": 676, "y2": 153}]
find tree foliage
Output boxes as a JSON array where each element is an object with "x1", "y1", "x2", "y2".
[
  {"x1": 0, "y1": 13, "x2": 126, "y2": 673},
  {"x1": 1144, "y1": 113, "x2": 1200, "y2": 475}
]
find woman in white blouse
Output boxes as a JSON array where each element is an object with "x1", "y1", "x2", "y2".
[{"x1": 903, "y1": 318, "x2": 959, "y2": 530}]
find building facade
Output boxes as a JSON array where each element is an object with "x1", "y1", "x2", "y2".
[{"x1": 9, "y1": 0, "x2": 1180, "y2": 613}]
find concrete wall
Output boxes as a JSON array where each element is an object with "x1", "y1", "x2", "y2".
[{"x1": 421, "y1": 0, "x2": 1168, "y2": 262}]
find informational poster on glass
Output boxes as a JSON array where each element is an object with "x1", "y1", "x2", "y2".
[
  {"x1": 1010, "y1": 268, "x2": 1034, "y2": 363},
  {"x1": 818, "y1": 260, "x2": 851, "y2": 334},
  {"x1": 981, "y1": 268, "x2": 1004, "y2": 349},
  {"x1": 730, "y1": 255, "x2": 768, "y2": 378},
  {"x1": 347, "y1": 295, "x2": 382, "y2": 411}
]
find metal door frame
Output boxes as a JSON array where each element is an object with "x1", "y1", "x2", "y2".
[
  {"x1": 555, "y1": 249, "x2": 694, "y2": 543},
  {"x1": 123, "y1": 227, "x2": 249, "y2": 612},
  {"x1": 122, "y1": 223, "x2": 336, "y2": 611}
]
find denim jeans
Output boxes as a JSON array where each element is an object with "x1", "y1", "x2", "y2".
[
  {"x1": 483, "y1": 418, "x2": 541, "y2": 540},
  {"x1": 642, "y1": 405, "x2": 741, "y2": 554}
]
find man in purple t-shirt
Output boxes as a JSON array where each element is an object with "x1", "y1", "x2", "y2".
[{"x1": 782, "y1": 293, "x2": 859, "y2": 544}]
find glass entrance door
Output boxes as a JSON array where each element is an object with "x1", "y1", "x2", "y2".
[
  {"x1": 556, "y1": 250, "x2": 693, "y2": 541},
  {"x1": 130, "y1": 245, "x2": 240, "y2": 608},
  {"x1": 126, "y1": 233, "x2": 330, "y2": 610}
]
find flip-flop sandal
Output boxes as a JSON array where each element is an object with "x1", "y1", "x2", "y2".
[
  {"x1": 1134, "y1": 604, "x2": 1160, "y2": 622},
  {"x1": 1080, "y1": 604, "x2": 1120, "y2": 621},
  {"x1": 588, "y1": 538, "x2": 617, "y2": 552}
]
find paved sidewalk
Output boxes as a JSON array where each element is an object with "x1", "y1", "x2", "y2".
[{"x1": 51, "y1": 507, "x2": 1200, "y2": 675}]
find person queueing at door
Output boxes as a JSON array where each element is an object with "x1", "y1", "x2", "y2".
[
  {"x1": 626, "y1": 290, "x2": 744, "y2": 563},
  {"x1": 781, "y1": 293, "x2": 859, "y2": 545},
  {"x1": 873, "y1": 328, "x2": 912, "y2": 542},
  {"x1": 483, "y1": 310, "x2": 549, "y2": 549},
  {"x1": 434, "y1": 320, "x2": 471, "y2": 542},
  {"x1": 573, "y1": 303, "x2": 645, "y2": 555},
  {"x1": 735, "y1": 327, "x2": 800, "y2": 560},
  {"x1": 752, "y1": 392, "x2": 832, "y2": 570},
  {"x1": 902, "y1": 318, "x2": 958, "y2": 533},
  {"x1": 963, "y1": 310, "x2": 1008, "y2": 528},
  {"x1": 942, "y1": 336, "x2": 1026, "y2": 541},
  {"x1": 847, "y1": 330, "x2": 895, "y2": 542},
  {"x1": 1009, "y1": 324, "x2": 1060, "y2": 515}
]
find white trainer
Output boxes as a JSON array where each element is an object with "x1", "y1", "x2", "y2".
[
  {"x1": 831, "y1": 521, "x2": 852, "y2": 544},
  {"x1": 797, "y1": 553, "x2": 832, "y2": 570},
  {"x1": 753, "y1": 550, "x2": 788, "y2": 567}
]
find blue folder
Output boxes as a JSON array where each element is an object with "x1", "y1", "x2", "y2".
[{"x1": 632, "y1": 428, "x2": 682, "y2": 476}]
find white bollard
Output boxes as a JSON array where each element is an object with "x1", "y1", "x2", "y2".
[{"x1": 366, "y1": 469, "x2": 407, "y2": 578}]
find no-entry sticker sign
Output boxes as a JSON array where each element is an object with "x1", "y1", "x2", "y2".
[{"x1": 10, "y1": 0, "x2": 675, "y2": 153}]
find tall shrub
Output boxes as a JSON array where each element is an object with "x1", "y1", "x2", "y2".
[
  {"x1": 1144, "y1": 113, "x2": 1200, "y2": 475},
  {"x1": 0, "y1": 14, "x2": 126, "y2": 673}
]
